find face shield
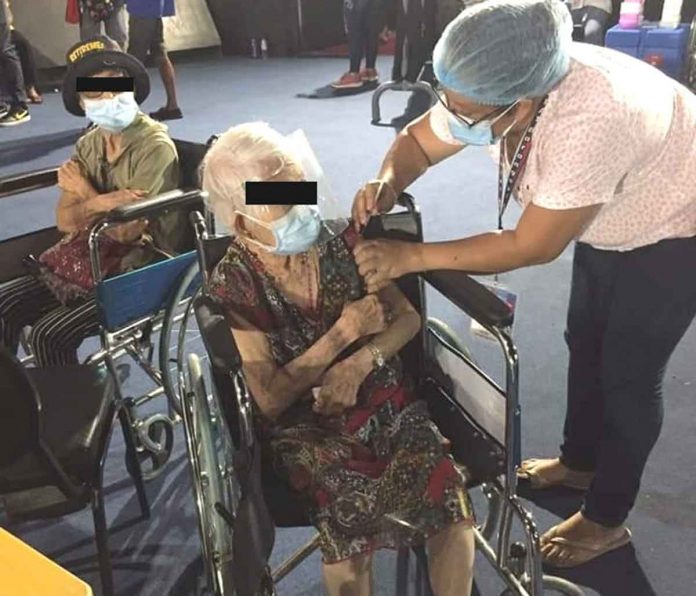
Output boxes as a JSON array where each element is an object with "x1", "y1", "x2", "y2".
[{"x1": 234, "y1": 129, "x2": 348, "y2": 254}]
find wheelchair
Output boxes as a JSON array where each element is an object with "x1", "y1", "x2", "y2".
[
  {"x1": 0, "y1": 136, "x2": 214, "y2": 481},
  {"x1": 371, "y1": 0, "x2": 444, "y2": 129},
  {"x1": 179, "y1": 198, "x2": 586, "y2": 596}
]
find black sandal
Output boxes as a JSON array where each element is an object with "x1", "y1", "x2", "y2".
[{"x1": 149, "y1": 107, "x2": 183, "y2": 121}]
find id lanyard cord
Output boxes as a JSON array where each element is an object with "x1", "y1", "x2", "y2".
[{"x1": 496, "y1": 96, "x2": 548, "y2": 232}]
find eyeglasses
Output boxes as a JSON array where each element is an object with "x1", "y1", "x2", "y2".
[{"x1": 436, "y1": 90, "x2": 517, "y2": 128}]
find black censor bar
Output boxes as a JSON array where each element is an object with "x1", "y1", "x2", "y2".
[
  {"x1": 245, "y1": 181, "x2": 318, "y2": 205},
  {"x1": 76, "y1": 77, "x2": 135, "y2": 92}
]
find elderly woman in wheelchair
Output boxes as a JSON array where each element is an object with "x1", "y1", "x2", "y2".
[
  {"x1": 200, "y1": 122, "x2": 475, "y2": 596},
  {"x1": 0, "y1": 36, "x2": 179, "y2": 367}
]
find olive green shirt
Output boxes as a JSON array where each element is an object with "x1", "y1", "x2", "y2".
[{"x1": 73, "y1": 112, "x2": 182, "y2": 253}]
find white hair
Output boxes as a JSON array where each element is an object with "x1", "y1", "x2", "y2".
[{"x1": 200, "y1": 122, "x2": 301, "y2": 230}]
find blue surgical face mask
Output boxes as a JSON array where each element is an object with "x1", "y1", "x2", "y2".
[
  {"x1": 83, "y1": 91, "x2": 139, "y2": 133},
  {"x1": 446, "y1": 101, "x2": 520, "y2": 146},
  {"x1": 240, "y1": 205, "x2": 323, "y2": 255}
]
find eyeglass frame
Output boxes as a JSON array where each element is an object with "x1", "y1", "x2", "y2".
[{"x1": 435, "y1": 88, "x2": 519, "y2": 128}]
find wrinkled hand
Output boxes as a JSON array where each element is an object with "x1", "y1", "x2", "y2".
[
  {"x1": 353, "y1": 239, "x2": 418, "y2": 293},
  {"x1": 339, "y1": 293, "x2": 391, "y2": 339},
  {"x1": 313, "y1": 360, "x2": 364, "y2": 416},
  {"x1": 57, "y1": 160, "x2": 94, "y2": 198},
  {"x1": 351, "y1": 180, "x2": 398, "y2": 231}
]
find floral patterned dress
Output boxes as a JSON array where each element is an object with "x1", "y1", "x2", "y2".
[{"x1": 208, "y1": 224, "x2": 473, "y2": 563}]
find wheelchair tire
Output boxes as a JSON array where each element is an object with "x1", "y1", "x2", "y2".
[
  {"x1": 159, "y1": 260, "x2": 202, "y2": 418},
  {"x1": 426, "y1": 317, "x2": 475, "y2": 363},
  {"x1": 182, "y1": 353, "x2": 237, "y2": 596}
]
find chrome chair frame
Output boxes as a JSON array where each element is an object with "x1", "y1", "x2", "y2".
[
  {"x1": 0, "y1": 139, "x2": 211, "y2": 480},
  {"x1": 181, "y1": 200, "x2": 585, "y2": 595}
]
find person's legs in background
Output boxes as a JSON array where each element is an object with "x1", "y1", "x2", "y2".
[
  {"x1": 104, "y1": 2, "x2": 128, "y2": 50},
  {"x1": 332, "y1": 0, "x2": 367, "y2": 88},
  {"x1": 79, "y1": 4, "x2": 103, "y2": 40},
  {"x1": 128, "y1": 15, "x2": 181, "y2": 121},
  {"x1": 0, "y1": 3, "x2": 29, "y2": 126},
  {"x1": 581, "y1": 6, "x2": 610, "y2": 45},
  {"x1": 572, "y1": 6, "x2": 610, "y2": 46},
  {"x1": 10, "y1": 30, "x2": 41, "y2": 104},
  {"x1": 360, "y1": 0, "x2": 385, "y2": 82}
]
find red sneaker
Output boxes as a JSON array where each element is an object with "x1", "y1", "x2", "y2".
[
  {"x1": 331, "y1": 72, "x2": 363, "y2": 89},
  {"x1": 359, "y1": 68, "x2": 379, "y2": 82}
]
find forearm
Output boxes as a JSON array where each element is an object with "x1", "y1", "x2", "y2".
[
  {"x1": 413, "y1": 230, "x2": 549, "y2": 275},
  {"x1": 83, "y1": 191, "x2": 134, "y2": 219},
  {"x1": 258, "y1": 321, "x2": 359, "y2": 418},
  {"x1": 56, "y1": 190, "x2": 96, "y2": 232},
  {"x1": 377, "y1": 130, "x2": 431, "y2": 196},
  {"x1": 341, "y1": 311, "x2": 422, "y2": 380}
]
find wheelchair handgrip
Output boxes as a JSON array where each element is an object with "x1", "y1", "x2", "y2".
[
  {"x1": 0, "y1": 167, "x2": 59, "y2": 199},
  {"x1": 422, "y1": 270, "x2": 513, "y2": 329},
  {"x1": 397, "y1": 192, "x2": 416, "y2": 213},
  {"x1": 103, "y1": 188, "x2": 206, "y2": 224}
]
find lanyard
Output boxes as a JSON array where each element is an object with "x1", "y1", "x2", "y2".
[{"x1": 497, "y1": 97, "x2": 548, "y2": 231}]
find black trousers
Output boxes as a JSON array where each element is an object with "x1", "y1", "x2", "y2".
[
  {"x1": 11, "y1": 30, "x2": 37, "y2": 89},
  {"x1": 560, "y1": 237, "x2": 696, "y2": 526},
  {"x1": 344, "y1": 0, "x2": 384, "y2": 72},
  {"x1": 0, "y1": 275, "x2": 100, "y2": 367},
  {"x1": 0, "y1": 4, "x2": 25, "y2": 107}
]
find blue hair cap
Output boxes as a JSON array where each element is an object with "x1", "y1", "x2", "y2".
[{"x1": 433, "y1": 0, "x2": 573, "y2": 106}]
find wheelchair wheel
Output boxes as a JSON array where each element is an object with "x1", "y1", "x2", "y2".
[
  {"x1": 159, "y1": 260, "x2": 202, "y2": 417},
  {"x1": 182, "y1": 353, "x2": 238, "y2": 596},
  {"x1": 426, "y1": 317, "x2": 475, "y2": 362}
]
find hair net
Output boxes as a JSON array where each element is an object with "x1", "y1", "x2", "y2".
[
  {"x1": 433, "y1": 0, "x2": 573, "y2": 106},
  {"x1": 201, "y1": 122, "x2": 347, "y2": 240}
]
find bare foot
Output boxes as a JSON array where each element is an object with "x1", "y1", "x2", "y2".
[
  {"x1": 27, "y1": 87, "x2": 43, "y2": 104},
  {"x1": 541, "y1": 511, "x2": 631, "y2": 568},
  {"x1": 517, "y1": 458, "x2": 594, "y2": 490}
]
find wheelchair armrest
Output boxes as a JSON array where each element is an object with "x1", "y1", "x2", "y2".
[
  {"x1": 0, "y1": 167, "x2": 59, "y2": 199},
  {"x1": 102, "y1": 188, "x2": 206, "y2": 224},
  {"x1": 422, "y1": 270, "x2": 513, "y2": 329}
]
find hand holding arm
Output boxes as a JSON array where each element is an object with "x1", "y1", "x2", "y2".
[
  {"x1": 229, "y1": 293, "x2": 390, "y2": 420},
  {"x1": 314, "y1": 283, "x2": 421, "y2": 416},
  {"x1": 353, "y1": 203, "x2": 602, "y2": 292}
]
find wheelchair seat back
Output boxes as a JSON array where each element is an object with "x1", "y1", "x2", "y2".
[
  {"x1": 149, "y1": 139, "x2": 210, "y2": 256},
  {"x1": 193, "y1": 236, "x2": 312, "y2": 529},
  {"x1": 97, "y1": 251, "x2": 198, "y2": 331},
  {"x1": 363, "y1": 209, "x2": 425, "y2": 376}
]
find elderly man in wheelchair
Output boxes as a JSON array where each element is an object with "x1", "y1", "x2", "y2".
[
  {"x1": 0, "y1": 35, "x2": 180, "y2": 367},
  {"x1": 196, "y1": 122, "x2": 476, "y2": 596}
]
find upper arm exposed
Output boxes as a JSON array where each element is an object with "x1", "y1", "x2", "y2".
[
  {"x1": 225, "y1": 310, "x2": 279, "y2": 412},
  {"x1": 516, "y1": 202, "x2": 602, "y2": 263},
  {"x1": 403, "y1": 107, "x2": 464, "y2": 166}
]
